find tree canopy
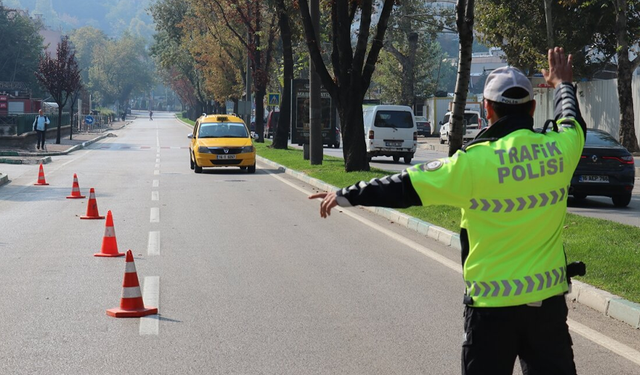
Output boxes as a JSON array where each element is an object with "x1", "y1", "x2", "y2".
[
  {"x1": 88, "y1": 33, "x2": 154, "y2": 110},
  {"x1": 0, "y1": 4, "x2": 44, "y2": 89}
]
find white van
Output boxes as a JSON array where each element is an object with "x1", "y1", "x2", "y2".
[
  {"x1": 438, "y1": 110, "x2": 484, "y2": 144},
  {"x1": 363, "y1": 105, "x2": 417, "y2": 164}
]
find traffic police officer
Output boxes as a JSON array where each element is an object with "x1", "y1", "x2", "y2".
[{"x1": 310, "y1": 47, "x2": 586, "y2": 375}]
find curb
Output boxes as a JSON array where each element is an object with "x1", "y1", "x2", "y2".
[
  {"x1": 257, "y1": 155, "x2": 640, "y2": 330},
  {"x1": 0, "y1": 156, "x2": 52, "y2": 165},
  {"x1": 0, "y1": 173, "x2": 8, "y2": 187}
]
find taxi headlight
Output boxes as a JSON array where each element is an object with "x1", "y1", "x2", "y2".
[
  {"x1": 240, "y1": 146, "x2": 255, "y2": 153},
  {"x1": 197, "y1": 146, "x2": 210, "y2": 153}
]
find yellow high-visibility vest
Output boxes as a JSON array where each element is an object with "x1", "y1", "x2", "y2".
[{"x1": 408, "y1": 120, "x2": 584, "y2": 307}]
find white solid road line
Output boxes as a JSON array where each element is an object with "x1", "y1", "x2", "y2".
[
  {"x1": 139, "y1": 276, "x2": 160, "y2": 335},
  {"x1": 569, "y1": 320, "x2": 640, "y2": 366},
  {"x1": 263, "y1": 164, "x2": 640, "y2": 367}
]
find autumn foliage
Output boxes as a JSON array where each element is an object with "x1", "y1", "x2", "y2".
[{"x1": 34, "y1": 36, "x2": 82, "y2": 144}]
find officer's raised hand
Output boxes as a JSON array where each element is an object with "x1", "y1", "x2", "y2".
[{"x1": 542, "y1": 47, "x2": 573, "y2": 88}]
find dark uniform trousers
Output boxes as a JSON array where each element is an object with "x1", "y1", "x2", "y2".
[{"x1": 462, "y1": 295, "x2": 577, "y2": 375}]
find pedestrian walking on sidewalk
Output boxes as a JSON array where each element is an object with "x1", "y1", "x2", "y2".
[
  {"x1": 310, "y1": 47, "x2": 586, "y2": 375},
  {"x1": 32, "y1": 109, "x2": 50, "y2": 150}
]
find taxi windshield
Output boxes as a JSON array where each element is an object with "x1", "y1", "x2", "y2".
[{"x1": 198, "y1": 122, "x2": 248, "y2": 138}]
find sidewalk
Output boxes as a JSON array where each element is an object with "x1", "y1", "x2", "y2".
[{"x1": 0, "y1": 120, "x2": 130, "y2": 186}]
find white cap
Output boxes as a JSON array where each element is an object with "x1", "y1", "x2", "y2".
[{"x1": 483, "y1": 66, "x2": 533, "y2": 105}]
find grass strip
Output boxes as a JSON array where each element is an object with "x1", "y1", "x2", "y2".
[
  {"x1": 177, "y1": 113, "x2": 195, "y2": 125},
  {"x1": 255, "y1": 142, "x2": 640, "y2": 304}
]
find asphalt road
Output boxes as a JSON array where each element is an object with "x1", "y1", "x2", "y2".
[{"x1": 0, "y1": 112, "x2": 638, "y2": 374}]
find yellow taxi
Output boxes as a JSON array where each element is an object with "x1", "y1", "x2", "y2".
[{"x1": 188, "y1": 114, "x2": 257, "y2": 173}]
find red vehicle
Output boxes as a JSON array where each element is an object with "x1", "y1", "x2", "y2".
[{"x1": 264, "y1": 110, "x2": 279, "y2": 138}]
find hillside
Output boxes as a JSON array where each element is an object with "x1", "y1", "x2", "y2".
[{"x1": 2, "y1": 0, "x2": 155, "y2": 39}]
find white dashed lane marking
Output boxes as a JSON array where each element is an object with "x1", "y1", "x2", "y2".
[
  {"x1": 147, "y1": 231, "x2": 160, "y2": 256},
  {"x1": 150, "y1": 207, "x2": 160, "y2": 223},
  {"x1": 139, "y1": 276, "x2": 160, "y2": 335}
]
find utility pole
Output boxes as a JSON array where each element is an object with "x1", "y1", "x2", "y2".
[{"x1": 309, "y1": 0, "x2": 322, "y2": 165}]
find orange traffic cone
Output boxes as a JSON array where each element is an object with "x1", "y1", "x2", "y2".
[
  {"x1": 34, "y1": 164, "x2": 49, "y2": 186},
  {"x1": 80, "y1": 188, "x2": 105, "y2": 220},
  {"x1": 66, "y1": 174, "x2": 86, "y2": 199},
  {"x1": 95, "y1": 211, "x2": 124, "y2": 257},
  {"x1": 107, "y1": 250, "x2": 158, "y2": 318}
]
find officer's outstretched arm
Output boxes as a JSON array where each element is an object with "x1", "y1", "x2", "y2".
[{"x1": 332, "y1": 170, "x2": 422, "y2": 209}]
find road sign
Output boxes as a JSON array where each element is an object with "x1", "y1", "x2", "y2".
[
  {"x1": 85, "y1": 115, "x2": 94, "y2": 125},
  {"x1": 268, "y1": 93, "x2": 280, "y2": 106}
]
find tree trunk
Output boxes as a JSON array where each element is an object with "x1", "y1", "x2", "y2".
[
  {"x1": 339, "y1": 89, "x2": 369, "y2": 171},
  {"x1": 449, "y1": 0, "x2": 475, "y2": 156},
  {"x1": 400, "y1": 32, "x2": 418, "y2": 106},
  {"x1": 255, "y1": 86, "x2": 266, "y2": 143},
  {"x1": 298, "y1": 0, "x2": 395, "y2": 172},
  {"x1": 69, "y1": 102, "x2": 75, "y2": 140},
  {"x1": 251, "y1": 46, "x2": 266, "y2": 143},
  {"x1": 56, "y1": 106, "x2": 62, "y2": 144},
  {"x1": 543, "y1": 0, "x2": 554, "y2": 49},
  {"x1": 615, "y1": 0, "x2": 640, "y2": 152},
  {"x1": 273, "y1": 0, "x2": 293, "y2": 149},
  {"x1": 616, "y1": 55, "x2": 640, "y2": 152}
]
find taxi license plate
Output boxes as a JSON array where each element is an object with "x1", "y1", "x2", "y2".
[
  {"x1": 579, "y1": 175, "x2": 609, "y2": 183},
  {"x1": 217, "y1": 154, "x2": 236, "y2": 160},
  {"x1": 385, "y1": 141, "x2": 402, "y2": 147}
]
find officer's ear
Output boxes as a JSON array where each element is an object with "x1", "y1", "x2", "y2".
[
  {"x1": 529, "y1": 100, "x2": 537, "y2": 117},
  {"x1": 484, "y1": 99, "x2": 497, "y2": 127}
]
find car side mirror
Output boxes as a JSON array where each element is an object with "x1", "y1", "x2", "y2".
[{"x1": 187, "y1": 133, "x2": 193, "y2": 139}]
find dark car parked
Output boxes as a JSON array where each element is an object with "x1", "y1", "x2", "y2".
[
  {"x1": 415, "y1": 116, "x2": 431, "y2": 137},
  {"x1": 570, "y1": 128, "x2": 635, "y2": 207}
]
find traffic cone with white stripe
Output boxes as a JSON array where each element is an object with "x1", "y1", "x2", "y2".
[
  {"x1": 107, "y1": 250, "x2": 158, "y2": 318},
  {"x1": 34, "y1": 163, "x2": 49, "y2": 186},
  {"x1": 95, "y1": 211, "x2": 124, "y2": 257},
  {"x1": 66, "y1": 174, "x2": 86, "y2": 199},
  {"x1": 80, "y1": 188, "x2": 105, "y2": 219}
]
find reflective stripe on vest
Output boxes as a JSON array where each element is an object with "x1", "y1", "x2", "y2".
[
  {"x1": 465, "y1": 266, "x2": 566, "y2": 298},
  {"x1": 469, "y1": 186, "x2": 568, "y2": 213}
]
